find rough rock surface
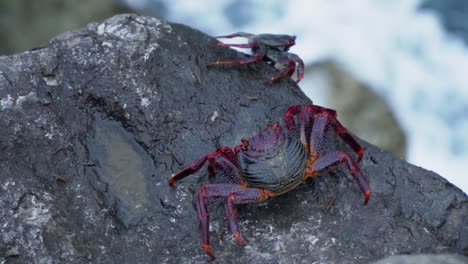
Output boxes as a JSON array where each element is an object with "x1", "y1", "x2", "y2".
[
  {"x1": 373, "y1": 254, "x2": 468, "y2": 264},
  {"x1": 0, "y1": 14, "x2": 466, "y2": 264}
]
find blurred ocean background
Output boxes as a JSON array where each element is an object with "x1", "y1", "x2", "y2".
[{"x1": 1, "y1": 0, "x2": 467, "y2": 194}]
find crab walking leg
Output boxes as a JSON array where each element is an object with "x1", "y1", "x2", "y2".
[
  {"x1": 267, "y1": 53, "x2": 304, "y2": 83},
  {"x1": 213, "y1": 32, "x2": 256, "y2": 39},
  {"x1": 306, "y1": 112, "x2": 370, "y2": 204},
  {"x1": 214, "y1": 42, "x2": 257, "y2": 48},
  {"x1": 267, "y1": 60, "x2": 296, "y2": 83},
  {"x1": 196, "y1": 184, "x2": 221, "y2": 258},
  {"x1": 288, "y1": 53, "x2": 304, "y2": 82},
  {"x1": 285, "y1": 105, "x2": 315, "y2": 153},
  {"x1": 169, "y1": 147, "x2": 240, "y2": 186},
  {"x1": 299, "y1": 106, "x2": 318, "y2": 154},
  {"x1": 306, "y1": 151, "x2": 371, "y2": 205},
  {"x1": 329, "y1": 117, "x2": 364, "y2": 162},
  {"x1": 207, "y1": 51, "x2": 265, "y2": 66},
  {"x1": 300, "y1": 106, "x2": 333, "y2": 156},
  {"x1": 283, "y1": 104, "x2": 303, "y2": 131},
  {"x1": 306, "y1": 105, "x2": 364, "y2": 162},
  {"x1": 224, "y1": 188, "x2": 274, "y2": 244},
  {"x1": 307, "y1": 113, "x2": 336, "y2": 157},
  {"x1": 283, "y1": 105, "x2": 317, "y2": 154},
  {"x1": 196, "y1": 184, "x2": 273, "y2": 257},
  {"x1": 168, "y1": 152, "x2": 210, "y2": 186},
  {"x1": 207, "y1": 150, "x2": 244, "y2": 185},
  {"x1": 283, "y1": 105, "x2": 325, "y2": 155}
]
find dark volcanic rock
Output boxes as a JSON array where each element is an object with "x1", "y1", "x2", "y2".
[
  {"x1": 373, "y1": 254, "x2": 468, "y2": 264},
  {"x1": 0, "y1": 14, "x2": 466, "y2": 263}
]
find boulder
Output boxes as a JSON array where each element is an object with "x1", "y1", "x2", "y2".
[
  {"x1": 0, "y1": 14, "x2": 466, "y2": 263},
  {"x1": 304, "y1": 60, "x2": 407, "y2": 158}
]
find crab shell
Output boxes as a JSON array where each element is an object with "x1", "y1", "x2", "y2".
[{"x1": 238, "y1": 124, "x2": 307, "y2": 194}]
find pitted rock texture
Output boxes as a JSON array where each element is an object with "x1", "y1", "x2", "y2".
[
  {"x1": 0, "y1": 14, "x2": 466, "y2": 263},
  {"x1": 372, "y1": 254, "x2": 468, "y2": 264}
]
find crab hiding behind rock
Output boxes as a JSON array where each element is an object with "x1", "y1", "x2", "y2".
[
  {"x1": 207, "y1": 32, "x2": 305, "y2": 83},
  {"x1": 169, "y1": 104, "x2": 371, "y2": 258}
]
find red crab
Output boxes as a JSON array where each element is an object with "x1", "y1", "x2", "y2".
[
  {"x1": 169, "y1": 104, "x2": 370, "y2": 258},
  {"x1": 207, "y1": 32, "x2": 304, "y2": 83}
]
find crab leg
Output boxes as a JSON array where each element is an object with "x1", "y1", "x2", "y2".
[
  {"x1": 292, "y1": 53, "x2": 305, "y2": 82},
  {"x1": 267, "y1": 53, "x2": 304, "y2": 83},
  {"x1": 214, "y1": 42, "x2": 255, "y2": 48},
  {"x1": 332, "y1": 119, "x2": 364, "y2": 162},
  {"x1": 289, "y1": 105, "x2": 364, "y2": 162},
  {"x1": 311, "y1": 111, "x2": 363, "y2": 162},
  {"x1": 283, "y1": 104, "x2": 303, "y2": 131},
  {"x1": 305, "y1": 113, "x2": 370, "y2": 204},
  {"x1": 207, "y1": 55, "x2": 263, "y2": 66},
  {"x1": 305, "y1": 151, "x2": 371, "y2": 205},
  {"x1": 267, "y1": 60, "x2": 296, "y2": 83},
  {"x1": 196, "y1": 184, "x2": 231, "y2": 258},
  {"x1": 207, "y1": 50, "x2": 265, "y2": 66},
  {"x1": 310, "y1": 106, "x2": 363, "y2": 161},
  {"x1": 208, "y1": 149, "x2": 245, "y2": 185},
  {"x1": 224, "y1": 188, "x2": 273, "y2": 241},
  {"x1": 284, "y1": 105, "x2": 324, "y2": 152},
  {"x1": 169, "y1": 147, "x2": 240, "y2": 186},
  {"x1": 196, "y1": 184, "x2": 272, "y2": 258},
  {"x1": 213, "y1": 32, "x2": 256, "y2": 39},
  {"x1": 283, "y1": 105, "x2": 316, "y2": 152},
  {"x1": 168, "y1": 152, "x2": 210, "y2": 186}
]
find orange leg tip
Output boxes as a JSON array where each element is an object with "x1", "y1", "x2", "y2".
[
  {"x1": 168, "y1": 176, "x2": 176, "y2": 186},
  {"x1": 206, "y1": 62, "x2": 218, "y2": 67},
  {"x1": 363, "y1": 191, "x2": 371, "y2": 205},
  {"x1": 357, "y1": 149, "x2": 364, "y2": 163},
  {"x1": 234, "y1": 233, "x2": 246, "y2": 245},
  {"x1": 202, "y1": 244, "x2": 214, "y2": 258}
]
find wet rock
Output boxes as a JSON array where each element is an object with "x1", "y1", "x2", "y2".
[
  {"x1": 0, "y1": 14, "x2": 466, "y2": 263},
  {"x1": 372, "y1": 254, "x2": 468, "y2": 264},
  {"x1": 304, "y1": 60, "x2": 407, "y2": 158}
]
